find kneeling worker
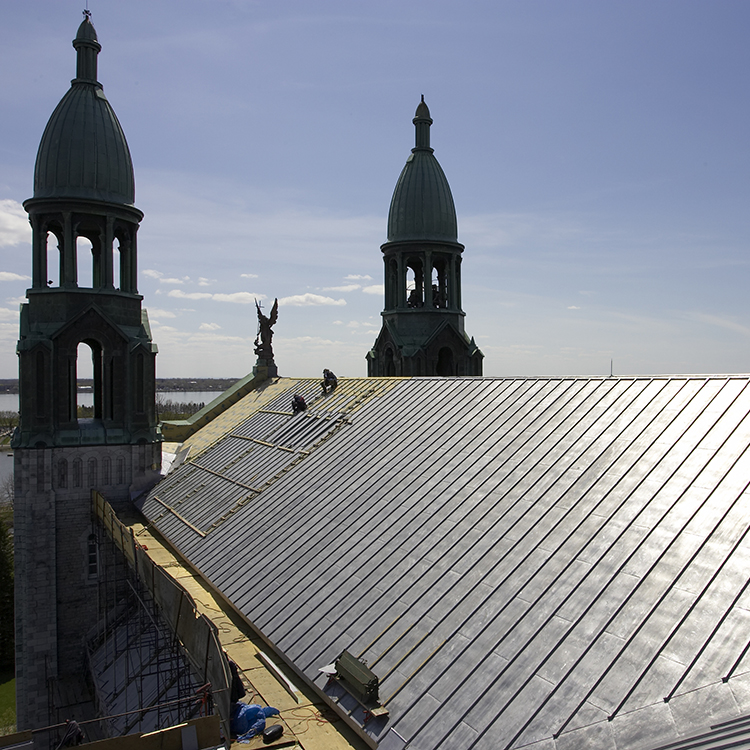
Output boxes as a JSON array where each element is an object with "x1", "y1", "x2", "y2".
[{"x1": 322, "y1": 368, "x2": 338, "y2": 393}]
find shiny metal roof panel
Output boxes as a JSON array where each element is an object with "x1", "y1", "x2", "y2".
[{"x1": 137, "y1": 375, "x2": 750, "y2": 749}]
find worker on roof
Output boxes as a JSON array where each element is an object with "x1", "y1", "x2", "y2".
[
  {"x1": 57, "y1": 719, "x2": 84, "y2": 748},
  {"x1": 322, "y1": 369, "x2": 338, "y2": 393},
  {"x1": 292, "y1": 394, "x2": 307, "y2": 414}
]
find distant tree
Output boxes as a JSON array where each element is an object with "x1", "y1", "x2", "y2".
[
  {"x1": 0, "y1": 412, "x2": 18, "y2": 434},
  {"x1": 0, "y1": 517, "x2": 13, "y2": 668},
  {"x1": 0, "y1": 474, "x2": 11, "y2": 512}
]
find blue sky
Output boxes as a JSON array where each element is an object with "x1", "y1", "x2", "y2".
[{"x1": 1, "y1": 0, "x2": 749, "y2": 378}]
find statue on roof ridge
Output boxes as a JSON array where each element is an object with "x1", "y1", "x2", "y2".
[{"x1": 254, "y1": 298, "x2": 278, "y2": 364}]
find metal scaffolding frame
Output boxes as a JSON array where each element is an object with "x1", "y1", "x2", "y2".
[{"x1": 87, "y1": 493, "x2": 231, "y2": 743}]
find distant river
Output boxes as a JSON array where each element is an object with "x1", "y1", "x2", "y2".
[
  {"x1": 0, "y1": 391, "x2": 226, "y2": 413},
  {"x1": 0, "y1": 390, "x2": 229, "y2": 486}
]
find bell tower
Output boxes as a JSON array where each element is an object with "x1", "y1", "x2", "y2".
[
  {"x1": 367, "y1": 98, "x2": 483, "y2": 376},
  {"x1": 14, "y1": 13, "x2": 160, "y2": 729}
]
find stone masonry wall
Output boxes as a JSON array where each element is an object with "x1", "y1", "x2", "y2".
[{"x1": 14, "y1": 442, "x2": 162, "y2": 731}]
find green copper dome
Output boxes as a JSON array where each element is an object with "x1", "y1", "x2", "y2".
[
  {"x1": 386, "y1": 97, "x2": 458, "y2": 244},
  {"x1": 32, "y1": 15, "x2": 136, "y2": 206}
]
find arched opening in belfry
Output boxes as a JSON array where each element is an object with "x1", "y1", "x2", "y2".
[
  {"x1": 431, "y1": 258, "x2": 448, "y2": 308},
  {"x1": 406, "y1": 258, "x2": 424, "y2": 308},
  {"x1": 437, "y1": 347, "x2": 454, "y2": 376},
  {"x1": 76, "y1": 236, "x2": 94, "y2": 288},
  {"x1": 384, "y1": 348, "x2": 396, "y2": 377},
  {"x1": 113, "y1": 236, "x2": 122, "y2": 290},
  {"x1": 46, "y1": 229, "x2": 62, "y2": 287},
  {"x1": 76, "y1": 340, "x2": 103, "y2": 420}
]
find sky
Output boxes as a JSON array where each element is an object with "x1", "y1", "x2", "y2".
[{"x1": 1, "y1": 0, "x2": 750, "y2": 379}]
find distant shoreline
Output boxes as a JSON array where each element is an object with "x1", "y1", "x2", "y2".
[{"x1": 0, "y1": 378, "x2": 240, "y2": 396}]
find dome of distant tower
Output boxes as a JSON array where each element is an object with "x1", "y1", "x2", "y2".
[{"x1": 386, "y1": 97, "x2": 459, "y2": 244}]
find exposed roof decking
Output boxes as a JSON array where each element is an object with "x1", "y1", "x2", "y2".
[{"x1": 137, "y1": 376, "x2": 750, "y2": 750}]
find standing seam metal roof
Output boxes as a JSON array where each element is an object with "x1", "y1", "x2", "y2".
[{"x1": 137, "y1": 376, "x2": 750, "y2": 750}]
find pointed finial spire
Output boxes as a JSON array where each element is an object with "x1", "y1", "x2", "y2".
[
  {"x1": 413, "y1": 95, "x2": 433, "y2": 151},
  {"x1": 73, "y1": 9, "x2": 101, "y2": 84}
]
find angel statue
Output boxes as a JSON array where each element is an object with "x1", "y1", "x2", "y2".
[{"x1": 254, "y1": 298, "x2": 278, "y2": 362}]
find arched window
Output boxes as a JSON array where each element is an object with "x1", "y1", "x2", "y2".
[
  {"x1": 113, "y1": 236, "x2": 121, "y2": 291},
  {"x1": 117, "y1": 457, "x2": 125, "y2": 485},
  {"x1": 405, "y1": 258, "x2": 424, "y2": 308},
  {"x1": 102, "y1": 457, "x2": 111, "y2": 485},
  {"x1": 76, "y1": 340, "x2": 103, "y2": 420},
  {"x1": 57, "y1": 459, "x2": 68, "y2": 489},
  {"x1": 76, "y1": 236, "x2": 94, "y2": 288},
  {"x1": 46, "y1": 229, "x2": 62, "y2": 287},
  {"x1": 432, "y1": 258, "x2": 448, "y2": 308},
  {"x1": 384, "y1": 348, "x2": 396, "y2": 377},
  {"x1": 73, "y1": 458, "x2": 82, "y2": 487},
  {"x1": 437, "y1": 347, "x2": 454, "y2": 376},
  {"x1": 87, "y1": 458, "x2": 98, "y2": 487}
]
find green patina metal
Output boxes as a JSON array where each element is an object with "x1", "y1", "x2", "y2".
[
  {"x1": 33, "y1": 16, "x2": 136, "y2": 206},
  {"x1": 368, "y1": 97, "x2": 483, "y2": 377},
  {"x1": 386, "y1": 97, "x2": 458, "y2": 244},
  {"x1": 15, "y1": 14, "x2": 159, "y2": 449}
]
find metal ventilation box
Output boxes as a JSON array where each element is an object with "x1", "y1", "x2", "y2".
[{"x1": 335, "y1": 650, "x2": 379, "y2": 704}]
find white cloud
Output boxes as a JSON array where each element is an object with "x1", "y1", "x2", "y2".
[
  {"x1": 146, "y1": 308, "x2": 176, "y2": 319},
  {"x1": 323, "y1": 284, "x2": 360, "y2": 292},
  {"x1": 167, "y1": 289, "x2": 264, "y2": 304},
  {"x1": 362, "y1": 285, "x2": 384, "y2": 295},
  {"x1": 345, "y1": 274, "x2": 372, "y2": 281},
  {"x1": 161, "y1": 276, "x2": 189, "y2": 285},
  {"x1": 143, "y1": 269, "x2": 163, "y2": 279},
  {"x1": 198, "y1": 277, "x2": 216, "y2": 286},
  {"x1": 0, "y1": 308, "x2": 18, "y2": 320},
  {"x1": 5, "y1": 296, "x2": 25, "y2": 305},
  {"x1": 278, "y1": 293, "x2": 346, "y2": 307},
  {"x1": 568, "y1": 305, "x2": 581, "y2": 310},
  {"x1": 0, "y1": 271, "x2": 30, "y2": 282},
  {"x1": 0, "y1": 200, "x2": 31, "y2": 248},
  {"x1": 212, "y1": 292, "x2": 260, "y2": 304},
  {"x1": 199, "y1": 322, "x2": 222, "y2": 331},
  {"x1": 241, "y1": 273, "x2": 259, "y2": 279},
  {"x1": 168, "y1": 289, "x2": 213, "y2": 300}
]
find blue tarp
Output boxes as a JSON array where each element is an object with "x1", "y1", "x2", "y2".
[{"x1": 230, "y1": 702, "x2": 280, "y2": 741}]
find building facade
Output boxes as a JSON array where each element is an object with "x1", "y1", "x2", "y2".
[
  {"x1": 13, "y1": 14, "x2": 161, "y2": 730},
  {"x1": 367, "y1": 98, "x2": 483, "y2": 377}
]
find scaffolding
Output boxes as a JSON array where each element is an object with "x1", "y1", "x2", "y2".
[{"x1": 88, "y1": 493, "x2": 232, "y2": 744}]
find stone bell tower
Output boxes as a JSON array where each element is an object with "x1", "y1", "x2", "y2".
[
  {"x1": 13, "y1": 13, "x2": 161, "y2": 730},
  {"x1": 367, "y1": 97, "x2": 483, "y2": 377}
]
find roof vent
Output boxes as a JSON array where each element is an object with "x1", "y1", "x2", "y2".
[{"x1": 335, "y1": 650, "x2": 379, "y2": 705}]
